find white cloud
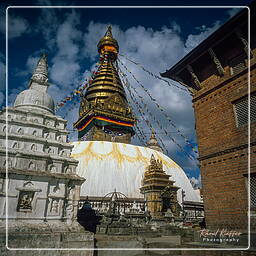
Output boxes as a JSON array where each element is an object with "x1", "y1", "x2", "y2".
[
  {"x1": 0, "y1": 59, "x2": 5, "y2": 92},
  {"x1": 49, "y1": 10, "x2": 83, "y2": 96},
  {"x1": 190, "y1": 175, "x2": 201, "y2": 188},
  {"x1": 227, "y1": 8, "x2": 243, "y2": 18},
  {"x1": 6, "y1": 15, "x2": 30, "y2": 39},
  {"x1": 185, "y1": 20, "x2": 222, "y2": 53},
  {"x1": 26, "y1": 55, "x2": 39, "y2": 72}
]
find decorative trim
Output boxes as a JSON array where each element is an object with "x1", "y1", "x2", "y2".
[
  {"x1": 0, "y1": 168, "x2": 85, "y2": 181},
  {"x1": 2, "y1": 107, "x2": 68, "y2": 123},
  {"x1": 192, "y1": 63, "x2": 256, "y2": 103},
  {"x1": 16, "y1": 187, "x2": 42, "y2": 192},
  {"x1": 208, "y1": 48, "x2": 225, "y2": 76},
  {"x1": 235, "y1": 29, "x2": 253, "y2": 58},
  {"x1": 187, "y1": 65, "x2": 201, "y2": 89},
  {"x1": 199, "y1": 141, "x2": 256, "y2": 161},
  {"x1": 0, "y1": 133, "x2": 72, "y2": 148},
  {"x1": 0, "y1": 119, "x2": 69, "y2": 134}
]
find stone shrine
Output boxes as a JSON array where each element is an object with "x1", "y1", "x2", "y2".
[{"x1": 0, "y1": 54, "x2": 94, "y2": 254}]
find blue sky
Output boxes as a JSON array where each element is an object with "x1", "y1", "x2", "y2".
[{"x1": 0, "y1": 0, "x2": 253, "y2": 187}]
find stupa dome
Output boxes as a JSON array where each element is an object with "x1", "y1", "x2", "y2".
[
  {"x1": 14, "y1": 89, "x2": 54, "y2": 114},
  {"x1": 71, "y1": 141, "x2": 200, "y2": 204}
]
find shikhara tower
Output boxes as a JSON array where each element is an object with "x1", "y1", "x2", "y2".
[
  {"x1": 74, "y1": 26, "x2": 136, "y2": 143},
  {"x1": 0, "y1": 54, "x2": 85, "y2": 227}
]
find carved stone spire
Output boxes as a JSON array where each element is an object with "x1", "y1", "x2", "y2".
[
  {"x1": 14, "y1": 53, "x2": 54, "y2": 113},
  {"x1": 146, "y1": 129, "x2": 163, "y2": 153},
  {"x1": 29, "y1": 53, "x2": 49, "y2": 89}
]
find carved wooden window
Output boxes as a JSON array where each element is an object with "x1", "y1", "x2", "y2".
[
  {"x1": 234, "y1": 94, "x2": 256, "y2": 127},
  {"x1": 251, "y1": 175, "x2": 256, "y2": 209},
  {"x1": 229, "y1": 53, "x2": 247, "y2": 75}
]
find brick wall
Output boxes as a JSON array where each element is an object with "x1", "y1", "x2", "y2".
[{"x1": 192, "y1": 48, "x2": 256, "y2": 231}]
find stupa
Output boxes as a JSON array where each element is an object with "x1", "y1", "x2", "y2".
[
  {"x1": 71, "y1": 27, "x2": 200, "y2": 219},
  {"x1": 0, "y1": 54, "x2": 94, "y2": 253}
]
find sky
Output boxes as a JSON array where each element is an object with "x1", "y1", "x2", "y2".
[{"x1": 0, "y1": 0, "x2": 253, "y2": 188}]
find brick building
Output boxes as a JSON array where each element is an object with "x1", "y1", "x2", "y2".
[{"x1": 161, "y1": 5, "x2": 256, "y2": 232}]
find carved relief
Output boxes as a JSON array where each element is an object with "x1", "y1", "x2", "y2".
[
  {"x1": 17, "y1": 191, "x2": 34, "y2": 211},
  {"x1": 0, "y1": 178, "x2": 5, "y2": 192},
  {"x1": 28, "y1": 161, "x2": 36, "y2": 170},
  {"x1": 208, "y1": 48, "x2": 225, "y2": 76},
  {"x1": 4, "y1": 159, "x2": 12, "y2": 168},
  {"x1": 235, "y1": 29, "x2": 253, "y2": 58},
  {"x1": 12, "y1": 142, "x2": 19, "y2": 149},
  {"x1": 31, "y1": 144, "x2": 37, "y2": 151},
  {"x1": 49, "y1": 165, "x2": 57, "y2": 172},
  {"x1": 44, "y1": 132, "x2": 50, "y2": 139},
  {"x1": 17, "y1": 128, "x2": 24, "y2": 135},
  {"x1": 16, "y1": 181, "x2": 42, "y2": 212},
  {"x1": 187, "y1": 65, "x2": 201, "y2": 89},
  {"x1": 50, "y1": 199, "x2": 60, "y2": 213}
]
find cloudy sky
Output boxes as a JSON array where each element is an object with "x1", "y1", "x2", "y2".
[{"x1": 0, "y1": 0, "x2": 252, "y2": 186}]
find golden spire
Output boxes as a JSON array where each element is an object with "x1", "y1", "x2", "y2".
[
  {"x1": 146, "y1": 129, "x2": 163, "y2": 153},
  {"x1": 74, "y1": 26, "x2": 135, "y2": 142},
  {"x1": 81, "y1": 26, "x2": 127, "y2": 109}
]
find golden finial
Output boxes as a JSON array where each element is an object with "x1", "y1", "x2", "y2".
[
  {"x1": 105, "y1": 25, "x2": 113, "y2": 38},
  {"x1": 151, "y1": 128, "x2": 156, "y2": 138},
  {"x1": 97, "y1": 25, "x2": 119, "y2": 55}
]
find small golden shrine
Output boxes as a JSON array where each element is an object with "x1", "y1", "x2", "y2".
[{"x1": 140, "y1": 154, "x2": 179, "y2": 220}]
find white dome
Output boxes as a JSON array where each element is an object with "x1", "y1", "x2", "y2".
[
  {"x1": 71, "y1": 141, "x2": 200, "y2": 204},
  {"x1": 14, "y1": 88, "x2": 54, "y2": 114}
]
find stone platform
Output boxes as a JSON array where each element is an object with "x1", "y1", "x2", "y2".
[{"x1": 0, "y1": 222, "x2": 94, "y2": 256}]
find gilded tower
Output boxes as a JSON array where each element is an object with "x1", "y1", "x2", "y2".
[
  {"x1": 74, "y1": 26, "x2": 136, "y2": 143},
  {"x1": 140, "y1": 154, "x2": 179, "y2": 220}
]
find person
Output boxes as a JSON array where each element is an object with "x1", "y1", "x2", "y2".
[
  {"x1": 77, "y1": 200, "x2": 101, "y2": 233},
  {"x1": 199, "y1": 218, "x2": 206, "y2": 229}
]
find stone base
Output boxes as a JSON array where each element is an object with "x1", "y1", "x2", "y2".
[{"x1": 0, "y1": 221, "x2": 94, "y2": 256}]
